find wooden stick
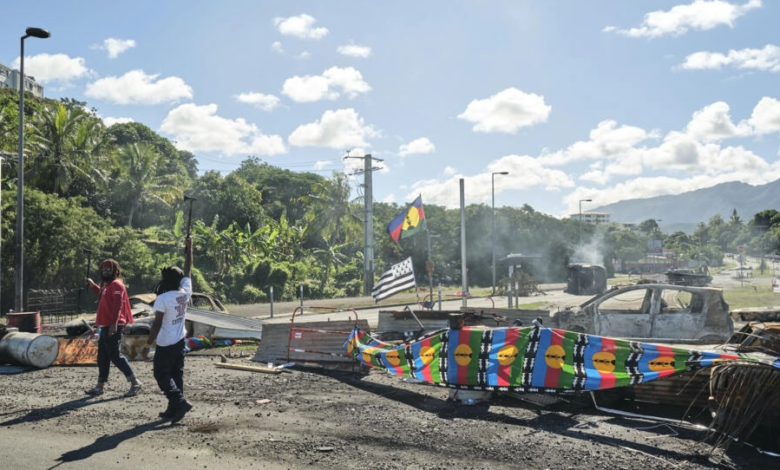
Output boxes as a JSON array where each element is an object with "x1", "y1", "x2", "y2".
[{"x1": 215, "y1": 362, "x2": 283, "y2": 374}]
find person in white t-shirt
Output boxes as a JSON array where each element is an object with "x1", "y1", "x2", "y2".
[{"x1": 142, "y1": 236, "x2": 194, "y2": 423}]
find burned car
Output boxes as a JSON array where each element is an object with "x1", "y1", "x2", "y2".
[{"x1": 552, "y1": 282, "x2": 733, "y2": 342}]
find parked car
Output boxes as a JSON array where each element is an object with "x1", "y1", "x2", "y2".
[{"x1": 551, "y1": 282, "x2": 733, "y2": 342}]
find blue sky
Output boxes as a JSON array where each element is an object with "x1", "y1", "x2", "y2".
[{"x1": 2, "y1": 1, "x2": 780, "y2": 218}]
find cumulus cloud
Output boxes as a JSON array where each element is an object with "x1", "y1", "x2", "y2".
[
  {"x1": 407, "y1": 156, "x2": 573, "y2": 209},
  {"x1": 160, "y1": 103, "x2": 286, "y2": 156},
  {"x1": 314, "y1": 160, "x2": 333, "y2": 170},
  {"x1": 274, "y1": 14, "x2": 328, "y2": 40},
  {"x1": 748, "y1": 97, "x2": 780, "y2": 134},
  {"x1": 680, "y1": 44, "x2": 780, "y2": 72},
  {"x1": 234, "y1": 92, "x2": 281, "y2": 111},
  {"x1": 12, "y1": 53, "x2": 92, "y2": 86},
  {"x1": 102, "y1": 116, "x2": 134, "y2": 127},
  {"x1": 457, "y1": 87, "x2": 551, "y2": 133},
  {"x1": 282, "y1": 66, "x2": 371, "y2": 102},
  {"x1": 288, "y1": 108, "x2": 379, "y2": 149},
  {"x1": 604, "y1": 0, "x2": 762, "y2": 38},
  {"x1": 337, "y1": 44, "x2": 372, "y2": 58},
  {"x1": 271, "y1": 41, "x2": 284, "y2": 54},
  {"x1": 685, "y1": 102, "x2": 752, "y2": 141},
  {"x1": 85, "y1": 70, "x2": 193, "y2": 105},
  {"x1": 538, "y1": 120, "x2": 658, "y2": 166},
  {"x1": 399, "y1": 137, "x2": 435, "y2": 156},
  {"x1": 91, "y1": 38, "x2": 136, "y2": 59}
]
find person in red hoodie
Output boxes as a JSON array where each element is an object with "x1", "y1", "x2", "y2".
[{"x1": 84, "y1": 259, "x2": 143, "y2": 398}]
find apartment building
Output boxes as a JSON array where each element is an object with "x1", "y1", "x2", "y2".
[{"x1": 0, "y1": 61, "x2": 44, "y2": 98}]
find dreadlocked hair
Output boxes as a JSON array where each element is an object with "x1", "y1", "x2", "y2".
[{"x1": 153, "y1": 266, "x2": 185, "y2": 295}]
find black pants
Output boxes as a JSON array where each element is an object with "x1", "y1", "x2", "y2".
[
  {"x1": 97, "y1": 325, "x2": 136, "y2": 383},
  {"x1": 153, "y1": 339, "x2": 186, "y2": 408}
]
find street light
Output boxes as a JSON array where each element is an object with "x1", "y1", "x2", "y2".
[
  {"x1": 578, "y1": 199, "x2": 592, "y2": 247},
  {"x1": 15, "y1": 26, "x2": 50, "y2": 312},
  {"x1": 491, "y1": 171, "x2": 509, "y2": 295}
]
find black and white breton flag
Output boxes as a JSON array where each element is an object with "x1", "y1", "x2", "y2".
[{"x1": 372, "y1": 257, "x2": 416, "y2": 302}]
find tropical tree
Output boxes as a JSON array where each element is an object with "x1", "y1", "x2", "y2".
[
  {"x1": 300, "y1": 172, "x2": 362, "y2": 289},
  {"x1": 113, "y1": 143, "x2": 183, "y2": 227},
  {"x1": 28, "y1": 103, "x2": 108, "y2": 196}
]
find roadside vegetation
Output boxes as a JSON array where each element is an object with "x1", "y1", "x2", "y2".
[{"x1": 3, "y1": 88, "x2": 780, "y2": 313}]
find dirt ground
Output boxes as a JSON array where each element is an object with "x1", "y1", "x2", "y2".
[
  {"x1": 1, "y1": 262, "x2": 776, "y2": 469},
  {"x1": 1, "y1": 346, "x2": 777, "y2": 470}
]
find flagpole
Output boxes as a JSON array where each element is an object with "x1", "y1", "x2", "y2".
[{"x1": 427, "y1": 228, "x2": 433, "y2": 306}]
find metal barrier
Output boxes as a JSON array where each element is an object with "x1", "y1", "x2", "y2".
[{"x1": 286, "y1": 306, "x2": 360, "y2": 362}]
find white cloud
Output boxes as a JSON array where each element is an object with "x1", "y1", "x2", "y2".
[
  {"x1": 91, "y1": 38, "x2": 136, "y2": 59},
  {"x1": 160, "y1": 103, "x2": 286, "y2": 156},
  {"x1": 296, "y1": 51, "x2": 312, "y2": 60},
  {"x1": 234, "y1": 92, "x2": 281, "y2": 111},
  {"x1": 457, "y1": 87, "x2": 551, "y2": 133},
  {"x1": 539, "y1": 120, "x2": 658, "y2": 166},
  {"x1": 408, "y1": 156, "x2": 573, "y2": 209},
  {"x1": 282, "y1": 66, "x2": 371, "y2": 102},
  {"x1": 12, "y1": 53, "x2": 92, "y2": 86},
  {"x1": 399, "y1": 137, "x2": 435, "y2": 156},
  {"x1": 337, "y1": 44, "x2": 372, "y2": 58},
  {"x1": 288, "y1": 108, "x2": 379, "y2": 149},
  {"x1": 443, "y1": 166, "x2": 458, "y2": 176},
  {"x1": 314, "y1": 160, "x2": 333, "y2": 170},
  {"x1": 274, "y1": 14, "x2": 328, "y2": 40},
  {"x1": 680, "y1": 44, "x2": 780, "y2": 72},
  {"x1": 102, "y1": 116, "x2": 134, "y2": 127},
  {"x1": 604, "y1": 0, "x2": 762, "y2": 38},
  {"x1": 85, "y1": 70, "x2": 193, "y2": 105},
  {"x1": 748, "y1": 97, "x2": 780, "y2": 134},
  {"x1": 271, "y1": 41, "x2": 284, "y2": 54},
  {"x1": 685, "y1": 102, "x2": 752, "y2": 141}
]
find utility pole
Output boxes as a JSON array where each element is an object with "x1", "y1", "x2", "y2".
[{"x1": 344, "y1": 153, "x2": 383, "y2": 296}]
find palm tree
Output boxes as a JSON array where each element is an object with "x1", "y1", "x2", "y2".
[
  {"x1": 114, "y1": 143, "x2": 183, "y2": 227},
  {"x1": 28, "y1": 103, "x2": 102, "y2": 195},
  {"x1": 300, "y1": 172, "x2": 361, "y2": 289}
]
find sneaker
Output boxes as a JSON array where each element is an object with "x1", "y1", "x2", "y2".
[
  {"x1": 170, "y1": 400, "x2": 193, "y2": 424},
  {"x1": 124, "y1": 382, "x2": 143, "y2": 398},
  {"x1": 85, "y1": 386, "x2": 104, "y2": 396}
]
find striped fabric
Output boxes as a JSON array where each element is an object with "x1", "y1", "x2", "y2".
[
  {"x1": 344, "y1": 325, "x2": 777, "y2": 393},
  {"x1": 371, "y1": 257, "x2": 415, "y2": 302}
]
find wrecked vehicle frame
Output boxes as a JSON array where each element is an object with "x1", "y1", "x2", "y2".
[{"x1": 551, "y1": 281, "x2": 733, "y2": 342}]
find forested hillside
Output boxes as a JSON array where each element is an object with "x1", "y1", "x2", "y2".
[{"x1": 2, "y1": 89, "x2": 780, "y2": 313}]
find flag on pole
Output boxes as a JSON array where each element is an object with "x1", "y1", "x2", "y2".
[
  {"x1": 387, "y1": 195, "x2": 427, "y2": 243},
  {"x1": 372, "y1": 257, "x2": 416, "y2": 302}
]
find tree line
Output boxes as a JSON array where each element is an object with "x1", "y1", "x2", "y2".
[{"x1": 2, "y1": 88, "x2": 780, "y2": 313}]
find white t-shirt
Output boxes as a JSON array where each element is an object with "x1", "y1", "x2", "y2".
[{"x1": 152, "y1": 277, "x2": 192, "y2": 347}]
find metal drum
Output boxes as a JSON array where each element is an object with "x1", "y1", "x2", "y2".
[{"x1": 0, "y1": 331, "x2": 60, "y2": 368}]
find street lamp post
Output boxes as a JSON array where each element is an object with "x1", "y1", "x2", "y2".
[
  {"x1": 491, "y1": 171, "x2": 509, "y2": 295},
  {"x1": 578, "y1": 199, "x2": 592, "y2": 247},
  {"x1": 15, "y1": 27, "x2": 50, "y2": 313}
]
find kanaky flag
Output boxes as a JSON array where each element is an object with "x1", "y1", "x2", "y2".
[{"x1": 387, "y1": 195, "x2": 426, "y2": 243}]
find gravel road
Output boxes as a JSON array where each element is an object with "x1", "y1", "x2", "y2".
[{"x1": 0, "y1": 349, "x2": 776, "y2": 469}]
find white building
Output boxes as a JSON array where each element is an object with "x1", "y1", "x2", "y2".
[
  {"x1": 569, "y1": 211, "x2": 611, "y2": 225},
  {"x1": 0, "y1": 61, "x2": 44, "y2": 98}
]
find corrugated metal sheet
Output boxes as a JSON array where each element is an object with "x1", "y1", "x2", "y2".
[
  {"x1": 252, "y1": 319, "x2": 370, "y2": 371},
  {"x1": 186, "y1": 307, "x2": 264, "y2": 341}
]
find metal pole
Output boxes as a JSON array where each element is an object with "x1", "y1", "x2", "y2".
[
  {"x1": 299, "y1": 285, "x2": 304, "y2": 313},
  {"x1": 427, "y1": 229, "x2": 433, "y2": 303},
  {"x1": 437, "y1": 283, "x2": 442, "y2": 311},
  {"x1": 15, "y1": 36, "x2": 26, "y2": 313},
  {"x1": 460, "y1": 179, "x2": 467, "y2": 307},
  {"x1": 491, "y1": 171, "x2": 508, "y2": 295},
  {"x1": 269, "y1": 286, "x2": 274, "y2": 318},
  {"x1": 363, "y1": 154, "x2": 374, "y2": 295},
  {"x1": 492, "y1": 175, "x2": 496, "y2": 296}
]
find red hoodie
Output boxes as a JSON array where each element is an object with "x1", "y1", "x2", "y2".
[{"x1": 92, "y1": 279, "x2": 135, "y2": 327}]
